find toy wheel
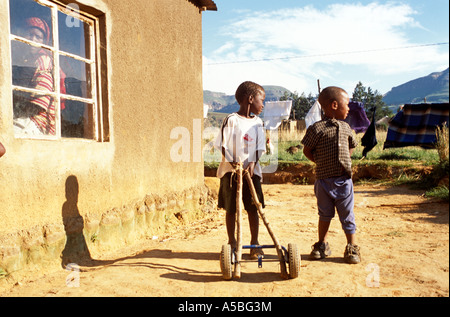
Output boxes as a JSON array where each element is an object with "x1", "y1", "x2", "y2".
[
  {"x1": 288, "y1": 243, "x2": 300, "y2": 279},
  {"x1": 220, "y1": 244, "x2": 233, "y2": 280}
]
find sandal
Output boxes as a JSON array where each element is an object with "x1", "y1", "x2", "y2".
[{"x1": 250, "y1": 248, "x2": 264, "y2": 260}]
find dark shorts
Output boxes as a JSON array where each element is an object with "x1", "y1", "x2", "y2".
[{"x1": 218, "y1": 172, "x2": 265, "y2": 214}]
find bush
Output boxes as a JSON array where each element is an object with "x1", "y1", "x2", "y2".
[{"x1": 436, "y1": 123, "x2": 449, "y2": 163}]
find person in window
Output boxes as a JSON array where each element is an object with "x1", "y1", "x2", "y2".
[{"x1": 13, "y1": 17, "x2": 57, "y2": 136}]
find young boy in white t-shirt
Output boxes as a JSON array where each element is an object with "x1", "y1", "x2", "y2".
[{"x1": 214, "y1": 81, "x2": 266, "y2": 259}]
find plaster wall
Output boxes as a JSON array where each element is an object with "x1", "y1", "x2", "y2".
[{"x1": 0, "y1": 0, "x2": 205, "y2": 236}]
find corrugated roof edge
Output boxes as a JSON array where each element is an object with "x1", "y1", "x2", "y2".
[{"x1": 188, "y1": 0, "x2": 217, "y2": 11}]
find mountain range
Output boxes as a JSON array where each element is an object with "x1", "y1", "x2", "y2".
[
  {"x1": 204, "y1": 85, "x2": 291, "y2": 113},
  {"x1": 204, "y1": 68, "x2": 449, "y2": 112},
  {"x1": 382, "y1": 68, "x2": 449, "y2": 105}
]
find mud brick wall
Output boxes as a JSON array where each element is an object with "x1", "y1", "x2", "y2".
[{"x1": 0, "y1": 185, "x2": 213, "y2": 282}]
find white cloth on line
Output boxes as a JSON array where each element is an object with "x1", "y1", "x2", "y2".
[
  {"x1": 305, "y1": 100, "x2": 322, "y2": 130},
  {"x1": 263, "y1": 100, "x2": 292, "y2": 130}
]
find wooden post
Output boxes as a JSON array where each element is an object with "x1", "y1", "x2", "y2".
[{"x1": 233, "y1": 163, "x2": 243, "y2": 279}]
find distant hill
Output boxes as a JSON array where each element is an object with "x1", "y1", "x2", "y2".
[
  {"x1": 383, "y1": 68, "x2": 449, "y2": 106},
  {"x1": 204, "y1": 85, "x2": 291, "y2": 113}
]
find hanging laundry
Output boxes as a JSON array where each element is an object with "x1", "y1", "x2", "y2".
[
  {"x1": 263, "y1": 100, "x2": 292, "y2": 130},
  {"x1": 305, "y1": 100, "x2": 322, "y2": 129},
  {"x1": 384, "y1": 103, "x2": 449, "y2": 149},
  {"x1": 344, "y1": 101, "x2": 370, "y2": 134},
  {"x1": 361, "y1": 107, "x2": 378, "y2": 157}
]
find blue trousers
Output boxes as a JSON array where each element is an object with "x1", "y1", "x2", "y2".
[{"x1": 314, "y1": 175, "x2": 356, "y2": 234}]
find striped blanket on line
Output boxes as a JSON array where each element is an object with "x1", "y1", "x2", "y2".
[{"x1": 384, "y1": 103, "x2": 449, "y2": 149}]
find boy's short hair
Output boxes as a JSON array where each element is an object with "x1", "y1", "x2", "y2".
[
  {"x1": 318, "y1": 86, "x2": 348, "y2": 108},
  {"x1": 235, "y1": 81, "x2": 265, "y2": 105}
]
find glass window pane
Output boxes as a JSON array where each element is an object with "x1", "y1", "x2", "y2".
[
  {"x1": 58, "y1": 11, "x2": 91, "y2": 59},
  {"x1": 62, "y1": 101, "x2": 95, "y2": 139},
  {"x1": 9, "y1": 0, "x2": 53, "y2": 47},
  {"x1": 11, "y1": 40, "x2": 55, "y2": 91},
  {"x1": 60, "y1": 56, "x2": 92, "y2": 99},
  {"x1": 9, "y1": 0, "x2": 102, "y2": 141},
  {"x1": 13, "y1": 90, "x2": 56, "y2": 136}
]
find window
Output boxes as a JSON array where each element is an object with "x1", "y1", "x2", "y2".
[{"x1": 9, "y1": 0, "x2": 108, "y2": 141}]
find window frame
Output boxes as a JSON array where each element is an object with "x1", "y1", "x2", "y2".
[{"x1": 9, "y1": 0, "x2": 108, "y2": 142}]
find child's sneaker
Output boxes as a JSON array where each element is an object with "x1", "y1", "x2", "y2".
[
  {"x1": 344, "y1": 243, "x2": 361, "y2": 264},
  {"x1": 310, "y1": 241, "x2": 331, "y2": 259}
]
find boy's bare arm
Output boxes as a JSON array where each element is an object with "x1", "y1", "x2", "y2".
[
  {"x1": 246, "y1": 150, "x2": 263, "y2": 177},
  {"x1": 222, "y1": 146, "x2": 240, "y2": 170},
  {"x1": 303, "y1": 146, "x2": 315, "y2": 162},
  {"x1": 221, "y1": 146, "x2": 234, "y2": 163}
]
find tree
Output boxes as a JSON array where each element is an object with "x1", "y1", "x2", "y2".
[{"x1": 352, "y1": 81, "x2": 392, "y2": 121}]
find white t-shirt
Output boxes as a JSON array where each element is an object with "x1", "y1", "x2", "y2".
[{"x1": 214, "y1": 113, "x2": 266, "y2": 179}]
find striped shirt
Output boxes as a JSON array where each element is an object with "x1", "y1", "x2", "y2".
[
  {"x1": 30, "y1": 53, "x2": 56, "y2": 135},
  {"x1": 302, "y1": 117, "x2": 357, "y2": 179}
]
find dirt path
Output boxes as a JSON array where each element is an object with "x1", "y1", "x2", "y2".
[{"x1": 1, "y1": 180, "x2": 448, "y2": 297}]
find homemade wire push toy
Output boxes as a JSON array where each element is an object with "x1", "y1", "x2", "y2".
[{"x1": 220, "y1": 163, "x2": 301, "y2": 280}]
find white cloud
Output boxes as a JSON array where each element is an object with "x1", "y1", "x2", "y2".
[
  {"x1": 203, "y1": 2, "x2": 449, "y2": 95},
  {"x1": 214, "y1": 3, "x2": 419, "y2": 59},
  {"x1": 213, "y1": 41, "x2": 235, "y2": 55}
]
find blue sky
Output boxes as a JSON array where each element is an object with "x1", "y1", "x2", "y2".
[{"x1": 202, "y1": 0, "x2": 449, "y2": 96}]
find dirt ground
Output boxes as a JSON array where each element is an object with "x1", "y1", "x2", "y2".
[{"x1": 1, "y1": 178, "x2": 448, "y2": 297}]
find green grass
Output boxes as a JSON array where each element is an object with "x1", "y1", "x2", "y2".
[
  {"x1": 0, "y1": 268, "x2": 8, "y2": 279},
  {"x1": 277, "y1": 140, "x2": 304, "y2": 162},
  {"x1": 425, "y1": 186, "x2": 449, "y2": 201}
]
